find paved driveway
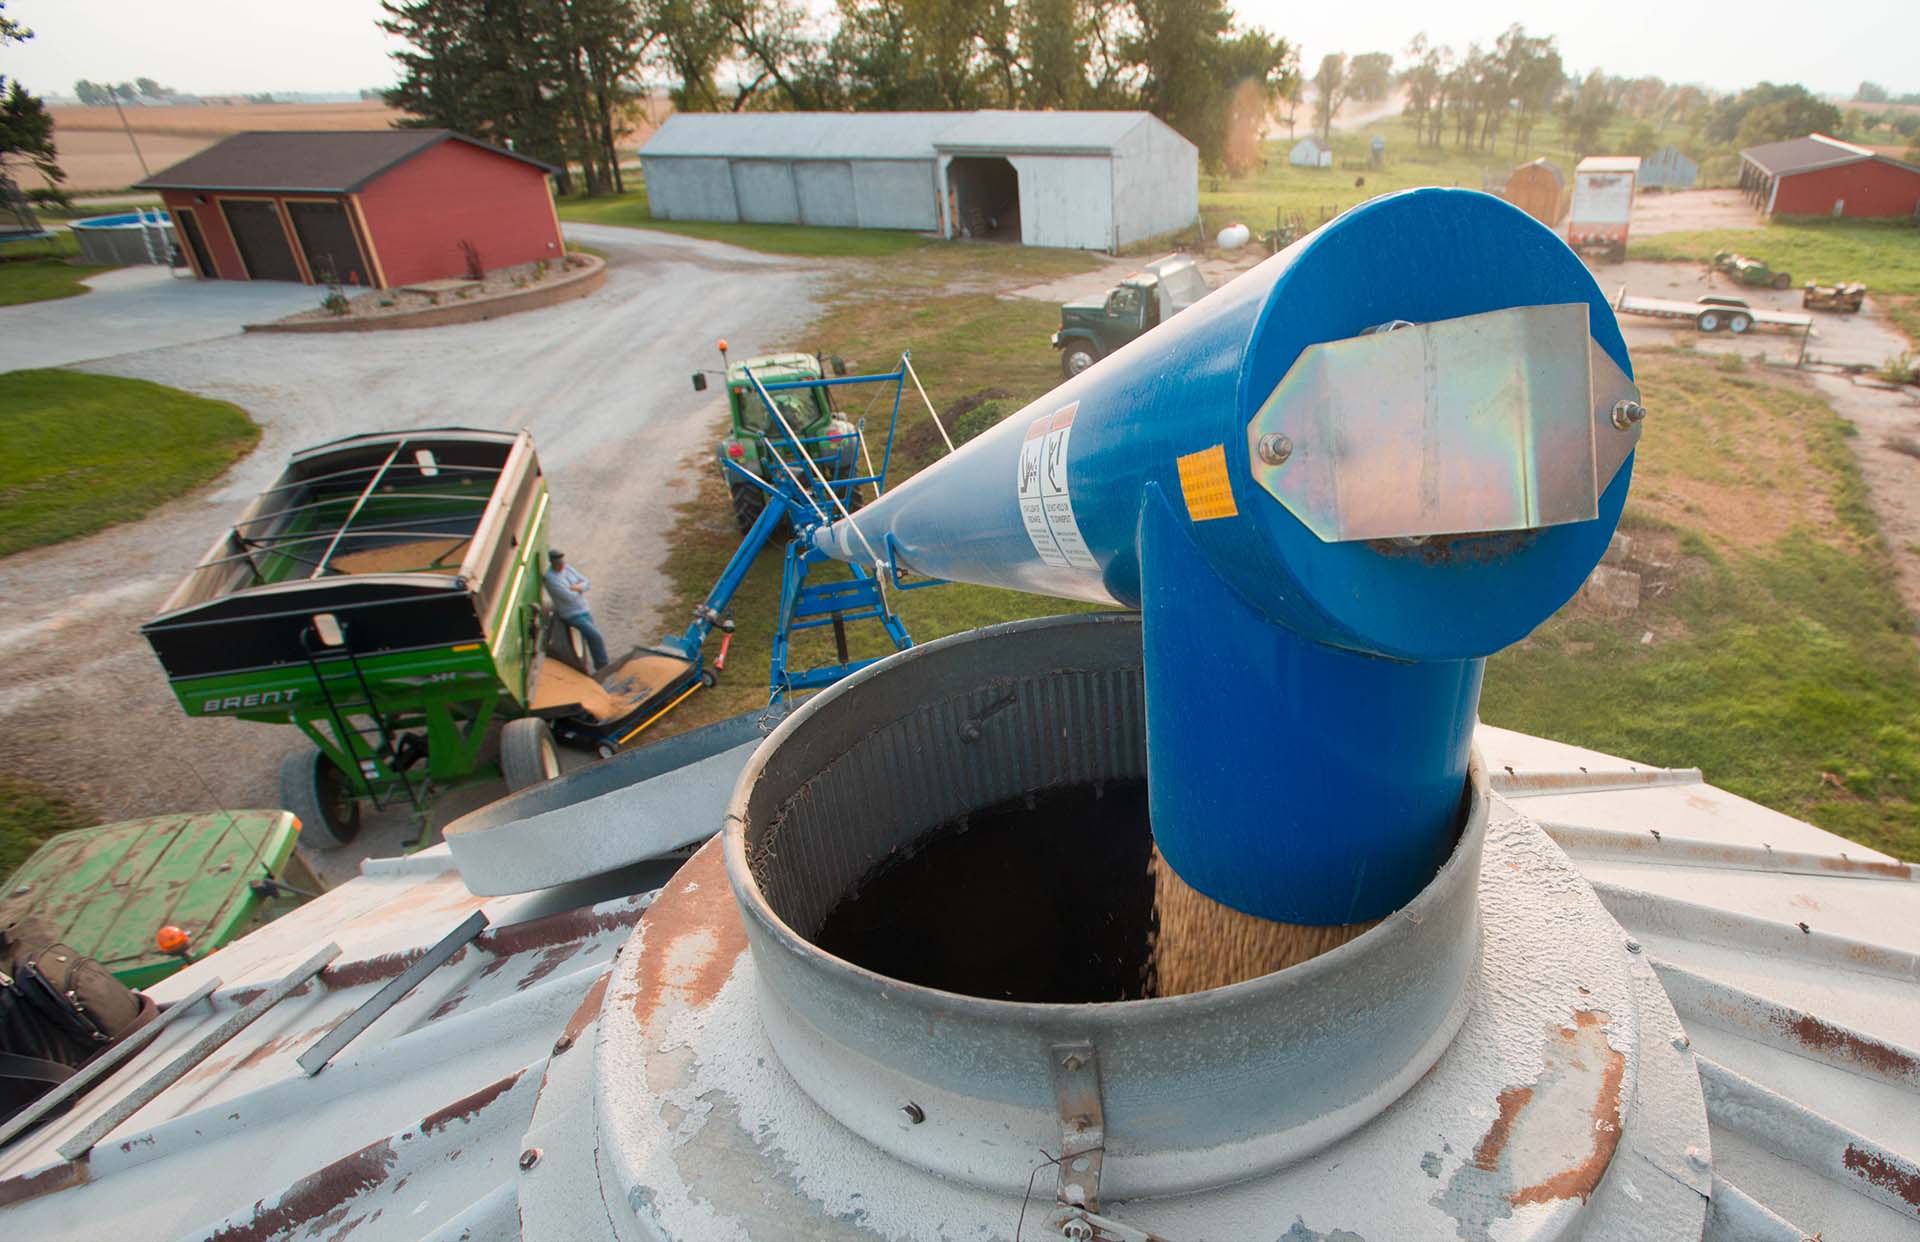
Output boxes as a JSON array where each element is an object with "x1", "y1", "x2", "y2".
[
  {"x1": 0, "y1": 224, "x2": 823, "y2": 879},
  {"x1": 0, "y1": 265, "x2": 317, "y2": 373}
]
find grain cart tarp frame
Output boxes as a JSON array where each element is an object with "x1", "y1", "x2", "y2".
[{"x1": 141, "y1": 429, "x2": 562, "y2": 844}]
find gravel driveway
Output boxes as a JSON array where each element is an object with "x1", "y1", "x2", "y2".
[{"x1": 0, "y1": 224, "x2": 822, "y2": 879}]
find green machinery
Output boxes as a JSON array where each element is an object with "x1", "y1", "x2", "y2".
[
  {"x1": 141, "y1": 429, "x2": 635, "y2": 849},
  {"x1": 1712, "y1": 249, "x2": 1792, "y2": 290},
  {"x1": 0, "y1": 811, "x2": 315, "y2": 989},
  {"x1": 1049, "y1": 254, "x2": 1209, "y2": 378},
  {"x1": 698, "y1": 347, "x2": 860, "y2": 534}
]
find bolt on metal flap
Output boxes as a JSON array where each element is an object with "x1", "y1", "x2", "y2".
[{"x1": 1245, "y1": 303, "x2": 1642, "y2": 543}]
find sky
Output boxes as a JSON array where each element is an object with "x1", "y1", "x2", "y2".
[{"x1": 3, "y1": 0, "x2": 1916, "y2": 101}]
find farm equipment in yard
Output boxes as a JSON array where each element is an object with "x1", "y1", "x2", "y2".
[
  {"x1": 1051, "y1": 253, "x2": 1209, "y2": 377},
  {"x1": 1804, "y1": 279, "x2": 1867, "y2": 312},
  {"x1": 682, "y1": 347, "x2": 937, "y2": 704},
  {"x1": 1712, "y1": 249, "x2": 1792, "y2": 289},
  {"x1": 696, "y1": 345, "x2": 861, "y2": 534},
  {"x1": 0, "y1": 811, "x2": 319, "y2": 990},
  {"x1": 140, "y1": 429, "x2": 715, "y2": 849},
  {"x1": 1613, "y1": 285, "x2": 1812, "y2": 335},
  {"x1": 9, "y1": 189, "x2": 1920, "y2": 1242}
]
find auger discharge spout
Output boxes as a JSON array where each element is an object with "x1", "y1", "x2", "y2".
[{"x1": 813, "y1": 188, "x2": 1642, "y2": 926}]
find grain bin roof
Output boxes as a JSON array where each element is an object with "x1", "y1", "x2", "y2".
[
  {"x1": 134, "y1": 130, "x2": 556, "y2": 193},
  {"x1": 641, "y1": 110, "x2": 1182, "y2": 161}
]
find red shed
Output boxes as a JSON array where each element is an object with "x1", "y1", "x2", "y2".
[
  {"x1": 1738, "y1": 133, "x2": 1920, "y2": 219},
  {"x1": 134, "y1": 130, "x2": 563, "y2": 289}
]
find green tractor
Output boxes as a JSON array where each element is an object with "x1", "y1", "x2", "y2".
[{"x1": 693, "y1": 344, "x2": 863, "y2": 533}]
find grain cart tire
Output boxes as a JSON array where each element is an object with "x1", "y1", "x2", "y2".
[
  {"x1": 1727, "y1": 312, "x2": 1753, "y2": 334},
  {"x1": 1061, "y1": 343, "x2": 1099, "y2": 378},
  {"x1": 501, "y1": 717, "x2": 562, "y2": 791},
  {"x1": 1773, "y1": 272, "x2": 1791, "y2": 290},
  {"x1": 279, "y1": 748, "x2": 362, "y2": 849},
  {"x1": 1696, "y1": 310, "x2": 1723, "y2": 332}
]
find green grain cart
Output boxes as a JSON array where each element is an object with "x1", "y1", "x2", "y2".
[{"x1": 141, "y1": 429, "x2": 576, "y2": 848}]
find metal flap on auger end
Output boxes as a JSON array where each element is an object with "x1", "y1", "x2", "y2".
[{"x1": 1246, "y1": 304, "x2": 1642, "y2": 543}]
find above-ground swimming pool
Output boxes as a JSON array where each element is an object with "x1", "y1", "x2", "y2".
[{"x1": 71, "y1": 211, "x2": 174, "y2": 266}]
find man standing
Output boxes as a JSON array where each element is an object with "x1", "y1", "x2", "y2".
[{"x1": 542, "y1": 548, "x2": 609, "y2": 671}]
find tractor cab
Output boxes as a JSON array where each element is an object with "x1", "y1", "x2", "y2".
[{"x1": 696, "y1": 351, "x2": 861, "y2": 533}]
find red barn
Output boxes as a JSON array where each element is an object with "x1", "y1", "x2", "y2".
[
  {"x1": 135, "y1": 130, "x2": 563, "y2": 289},
  {"x1": 1738, "y1": 133, "x2": 1920, "y2": 219}
]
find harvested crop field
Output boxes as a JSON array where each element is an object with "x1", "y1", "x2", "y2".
[{"x1": 32, "y1": 103, "x2": 405, "y2": 191}]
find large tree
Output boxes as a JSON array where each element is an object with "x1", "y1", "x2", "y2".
[
  {"x1": 1311, "y1": 52, "x2": 1345, "y2": 141},
  {"x1": 0, "y1": 4, "x2": 62, "y2": 190},
  {"x1": 1705, "y1": 82, "x2": 1841, "y2": 147}
]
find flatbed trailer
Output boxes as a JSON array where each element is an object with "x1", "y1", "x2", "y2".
[
  {"x1": 141, "y1": 429, "x2": 710, "y2": 848},
  {"x1": 1613, "y1": 286, "x2": 1812, "y2": 335}
]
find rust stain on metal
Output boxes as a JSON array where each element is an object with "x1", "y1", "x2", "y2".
[
  {"x1": 1844, "y1": 1143, "x2": 1920, "y2": 1208},
  {"x1": 560, "y1": 969, "x2": 613, "y2": 1047},
  {"x1": 1775, "y1": 1012, "x2": 1919, "y2": 1079},
  {"x1": 475, "y1": 902, "x2": 644, "y2": 958},
  {"x1": 321, "y1": 947, "x2": 435, "y2": 991},
  {"x1": 0, "y1": 1158, "x2": 88, "y2": 1209},
  {"x1": 631, "y1": 843, "x2": 747, "y2": 1028},
  {"x1": 419, "y1": 1068, "x2": 524, "y2": 1135},
  {"x1": 1472, "y1": 1086, "x2": 1533, "y2": 1171},
  {"x1": 204, "y1": 1137, "x2": 397, "y2": 1242}
]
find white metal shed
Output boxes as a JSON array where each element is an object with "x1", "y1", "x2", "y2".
[{"x1": 638, "y1": 110, "x2": 1199, "y2": 252}]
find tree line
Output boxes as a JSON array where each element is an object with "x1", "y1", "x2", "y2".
[{"x1": 381, "y1": 0, "x2": 1300, "y2": 187}]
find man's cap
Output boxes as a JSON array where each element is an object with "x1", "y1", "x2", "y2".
[{"x1": 548, "y1": 548, "x2": 565, "y2": 562}]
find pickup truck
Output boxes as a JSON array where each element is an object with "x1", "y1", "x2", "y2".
[{"x1": 1051, "y1": 254, "x2": 1209, "y2": 377}]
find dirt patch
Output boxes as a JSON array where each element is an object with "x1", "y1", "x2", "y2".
[
  {"x1": 1809, "y1": 372, "x2": 1920, "y2": 631},
  {"x1": 1630, "y1": 189, "x2": 1765, "y2": 237}
]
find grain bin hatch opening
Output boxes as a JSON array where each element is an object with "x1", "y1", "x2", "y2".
[{"x1": 947, "y1": 156, "x2": 1020, "y2": 240}]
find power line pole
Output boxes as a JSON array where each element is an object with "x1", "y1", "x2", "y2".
[{"x1": 108, "y1": 87, "x2": 151, "y2": 178}]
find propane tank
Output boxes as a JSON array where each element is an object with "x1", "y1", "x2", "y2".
[{"x1": 813, "y1": 187, "x2": 1642, "y2": 926}]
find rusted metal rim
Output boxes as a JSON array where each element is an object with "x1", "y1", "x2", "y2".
[{"x1": 721, "y1": 612, "x2": 1485, "y2": 1196}]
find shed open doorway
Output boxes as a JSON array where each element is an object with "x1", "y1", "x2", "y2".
[{"x1": 947, "y1": 157, "x2": 1019, "y2": 240}]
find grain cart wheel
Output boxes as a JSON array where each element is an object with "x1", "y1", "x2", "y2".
[
  {"x1": 1696, "y1": 309, "x2": 1723, "y2": 332},
  {"x1": 501, "y1": 717, "x2": 561, "y2": 790},
  {"x1": 279, "y1": 748, "x2": 362, "y2": 849},
  {"x1": 1061, "y1": 342, "x2": 1099, "y2": 378},
  {"x1": 1727, "y1": 312, "x2": 1753, "y2": 334}
]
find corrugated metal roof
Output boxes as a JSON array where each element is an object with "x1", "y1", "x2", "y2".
[
  {"x1": 1741, "y1": 133, "x2": 1878, "y2": 176},
  {"x1": 1576, "y1": 155, "x2": 1642, "y2": 174},
  {"x1": 134, "y1": 130, "x2": 556, "y2": 193},
  {"x1": 641, "y1": 109, "x2": 1178, "y2": 161}
]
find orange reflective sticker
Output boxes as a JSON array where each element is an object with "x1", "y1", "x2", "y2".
[{"x1": 1176, "y1": 444, "x2": 1237, "y2": 521}]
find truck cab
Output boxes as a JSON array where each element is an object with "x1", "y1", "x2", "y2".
[{"x1": 1051, "y1": 255, "x2": 1209, "y2": 378}]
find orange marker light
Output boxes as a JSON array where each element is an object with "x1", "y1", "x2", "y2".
[
  {"x1": 156, "y1": 925, "x2": 191, "y2": 955},
  {"x1": 716, "y1": 338, "x2": 729, "y2": 353}
]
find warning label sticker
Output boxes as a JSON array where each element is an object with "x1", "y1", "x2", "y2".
[{"x1": 1016, "y1": 403, "x2": 1098, "y2": 571}]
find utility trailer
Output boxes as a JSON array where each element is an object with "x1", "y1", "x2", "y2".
[
  {"x1": 1613, "y1": 286, "x2": 1813, "y2": 335},
  {"x1": 141, "y1": 429, "x2": 707, "y2": 849}
]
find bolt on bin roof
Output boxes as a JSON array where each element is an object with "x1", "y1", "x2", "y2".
[
  {"x1": 134, "y1": 129, "x2": 558, "y2": 194},
  {"x1": 641, "y1": 109, "x2": 1186, "y2": 161}
]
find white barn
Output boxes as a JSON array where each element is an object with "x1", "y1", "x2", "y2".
[{"x1": 639, "y1": 110, "x2": 1199, "y2": 252}]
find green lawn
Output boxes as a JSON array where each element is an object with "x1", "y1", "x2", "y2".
[
  {"x1": 556, "y1": 179, "x2": 931, "y2": 257},
  {"x1": 1631, "y1": 217, "x2": 1920, "y2": 346},
  {"x1": 1484, "y1": 350, "x2": 1920, "y2": 860},
  {"x1": 0, "y1": 370, "x2": 260, "y2": 556},
  {"x1": 0, "y1": 775, "x2": 94, "y2": 879},
  {"x1": 0, "y1": 232, "x2": 113, "y2": 307}
]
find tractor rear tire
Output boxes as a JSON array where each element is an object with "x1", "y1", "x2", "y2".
[
  {"x1": 1773, "y1": 273, "x2": 1791, "y2": 290},
  {"x1": 1061, "y1": 343, "x2": 1099, "y2": 378},
  {"x1": 730, "y1": 483, "x2": 766, "y2": 534},
  {"x1": 501, "y1": 717, "x2": 562, "y2": 791},
  {"x1": 279, "y1": 748, "x2": 362, "y2": 849}
]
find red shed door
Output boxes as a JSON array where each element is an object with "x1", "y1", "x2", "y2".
[
  {"x1": 286, "y1": 201, "x2": 370, "y2": 287},
  {"x1": 220, "y1": 200, "x2": 303, "y2": 282}
]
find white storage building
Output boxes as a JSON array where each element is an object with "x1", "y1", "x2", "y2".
[{"x1": 639, "y1": 110, "x2": 1199, "y2": 252}]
